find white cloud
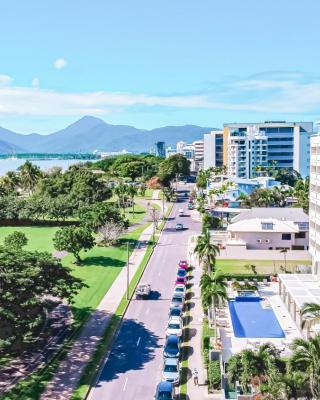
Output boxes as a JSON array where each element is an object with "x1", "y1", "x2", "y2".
[
  {"x1": 54, "y1": 58, "x2": 67, "y2": 70},
  {"x1": 0, "y1": 74, "x2": 13, "y2": 86},
  {"x1": 32, "y1": 77, "x2": 40, "y2": 87}
]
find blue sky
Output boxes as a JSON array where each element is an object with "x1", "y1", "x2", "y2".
[{"x1": 0, "y1": 0, "x2": 320, "y2": 133}]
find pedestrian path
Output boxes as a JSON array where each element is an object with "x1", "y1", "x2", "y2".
[{"x1": 41, "y1": 208, "x2": 164, "y2": 399}]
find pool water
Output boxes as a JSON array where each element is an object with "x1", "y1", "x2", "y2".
[{"x1": 229, "y1": 298, "x2": 285, "y2": 338}]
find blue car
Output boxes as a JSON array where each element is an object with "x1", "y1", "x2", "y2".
[
  {"x1": 177, "y1": 268, "x2": 186, "y2": 278},
  {"x1": 155, "y1": 381, "x2": 174, "y2": 399},
  {"x1": 169, "y1": 307, "x2": 182, "y2": 318},
  {"x1": 164, "y1": 334, "x2": 180, "y2": 358}
]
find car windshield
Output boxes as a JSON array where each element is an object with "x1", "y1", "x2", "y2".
[
  {"x1": 166, "y1": 342, "x2": 178, "y2": 350},
  {"x1": 175, "y1": 287, "x2": 184, "y2": 292},
  {"x1": 172, "y1": 297, "x2": 182, "y2": 303},
  {"x1": 168, "y1": 323, "x2": 180, "y2": 329},
  {"x1": 157, "y1": 392, "x2": 172, "y2": 400},
  {"x1": 164, "y1": 364, "x2": 178, "y2": 373},
  {"x1": 170, "y1": 309, "x2": 181, "y2": 317}
]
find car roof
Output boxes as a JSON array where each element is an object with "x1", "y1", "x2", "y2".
[
  {"x1": 158, "y1": 381, "x2": 173, "y2": 391},
  {"x1": 167, "y1": 334, "x2": 179, "y2": 343},
  {"x1": 164, "y1": 357, "x2": 179, "y2": 366},
  {"x1": 168, "y1": 316, "x2": 181, "y2": 323}
]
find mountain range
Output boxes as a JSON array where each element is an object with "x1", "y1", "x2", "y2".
[{"x1": 0, "y1": 116, "x2": 214, "y2": 153}]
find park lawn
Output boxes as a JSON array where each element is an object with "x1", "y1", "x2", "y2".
[
  {"x1": 0, "y1": 226, "x2": 58, "y2": 253},
  {"x1": 216, "y1": 258, "x2": 311, "y2": 275}
]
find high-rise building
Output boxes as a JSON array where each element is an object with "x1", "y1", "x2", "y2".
[
  {"x1": 193, "y1": 140, "x2": 204, "y2": 171},
  {"x1": 203, "y1": 130, "x2": 224, "y2": 170},
  {"x1": 155, "y1": 141, "x2": 166, "y2": 158},
  {"x1": 223, "y1": 121, "x2": 313, "y2": 178}
]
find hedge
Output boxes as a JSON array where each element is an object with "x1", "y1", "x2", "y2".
[
  {"x1": 221, "y1": 273, "x2": 273, "y2": 281},
  {"x1": 208, "y1": 360, "x2": 221, "y2": 390}
]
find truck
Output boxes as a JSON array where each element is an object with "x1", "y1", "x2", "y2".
[{"x1": 135, "y1": 283, "x2": 151, "y2": 299}]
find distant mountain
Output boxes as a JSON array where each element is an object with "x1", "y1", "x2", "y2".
[{"x1": 0, "y1": 116, "x2": 215, "y2": 153}]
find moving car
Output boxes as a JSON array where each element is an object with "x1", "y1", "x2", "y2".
[
  {"x1": 170, "y1": 293, "x2": 184, "y2": 309},
  {"x1": 175, "y1": 223, "x2": 183, "y2": 231},
  {"x1": 178, "y1": 260, "x2": 188, "y2": 269},
  {"x1": 173, "y1": 284, "x2": 186, "y2": 297},
  {"x1": 155, "y1": 381, "x2": 174, "y2": 400},
  {"x1": 163, "y1": 334, "x2": 180, "y2": 358},
  {"x1": 162, "y1": 358, "x2": 181, "y2": 385},
  {"x1": 175, "y1": 277, "x2": 186, "y2": 286},
  {"x1": 135, "y1": 283, "x2": 151, "y2": 299},
  {"x1": 169, "y1": 307, "x2": 182, "y2": 318},
  {"x1": 178, "y1": 208, "x2": 184, "y2": 216},
  {"x1": 166, "y1": 317, "x2": 183, "y2": 337}
]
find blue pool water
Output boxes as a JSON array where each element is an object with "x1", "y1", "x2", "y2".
[{"x1": 229, "y1": 298, "x2": 285, "y2": 338}]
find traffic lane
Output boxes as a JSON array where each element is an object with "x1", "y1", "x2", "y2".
[{"x1": 90, "y1": 198, "x2": 200, "y2": 399}]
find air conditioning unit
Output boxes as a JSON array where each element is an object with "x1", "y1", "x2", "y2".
[
  {"x1": 257, "y1": 239, "x2": 262, "y2": 243},
  {"x1": 265, "y1": 239, "x2": 271, "y2": 243}
]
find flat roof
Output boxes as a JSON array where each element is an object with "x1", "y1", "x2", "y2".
[{"x1": 279, "y1": 274, "x2": 320, "y2": 309}]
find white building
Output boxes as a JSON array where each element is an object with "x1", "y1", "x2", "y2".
[
  {"x1": 170, "y1": 140, "x2": 204, "y2": 172},
  {"x1": 203, "y1": 130, "x2": 224, "y2": 170}
]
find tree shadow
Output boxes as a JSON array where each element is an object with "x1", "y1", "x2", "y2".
[
  {"x1": 179, "y1": 366, "x2": 192, "y2": 386},
  {"x1": 94, "y1": 318, "x2": 160, "y2": 385},
  {"x1": 182, "y1": 315, "x2": 193, "y2": 326},
  {"x1": 180, "y1": 346, "x2": 193, "y2": 361},
  {"x1": 81, "y1": 256, "x2": 126, "y2": 268}
]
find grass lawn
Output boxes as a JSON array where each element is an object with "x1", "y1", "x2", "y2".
[
  {"x1": 0, "y1": 226, "x2": 58, "y2": 253},
  {"x1": 216, "y1": 258, "x2": 311, "y2": 275}
]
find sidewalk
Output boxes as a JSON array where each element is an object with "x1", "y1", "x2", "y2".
[
  {"x1": 41, "y1": 215, "x2": 161, "y2": 399},
  {"x1": 187, "y1": 235, "x2": 223, "y2": 400}
]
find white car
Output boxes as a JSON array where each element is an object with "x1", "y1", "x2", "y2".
[
  {"x1": 173, "y1": 284, "x2": 186, "y2": 298},
  {"x1": 178, "y1": 208, "x2": 184, "y2": 216},
  {"x1": 166, "y1": 317, "x2": 183, "y2": 337}
]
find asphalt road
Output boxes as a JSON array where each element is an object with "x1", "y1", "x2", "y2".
[{"x1": 88, "y1": 188, "x2": 201, "y2": 400}]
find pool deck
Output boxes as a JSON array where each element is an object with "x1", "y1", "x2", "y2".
[{"x1": 220, "y1": 282, "x2": 302, "y2": 362}]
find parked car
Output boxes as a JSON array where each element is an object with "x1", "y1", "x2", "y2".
[
  {"x1": 162, "y1": 357, "x2": 181, "y2": 385},
  {"x1": 178, "y1": 260, "x2": 188, "y2": 269},
  {"x1": 166, "y1": 317, "x2": 183, "y2": 337},
  {"x1": 170, "y1": 293, "x2": 184, "y2": 309},
  {"x1": 163, "y1": 334, "x2": 180, "y2": 358},
  {"x1": 188, "y1": 203, "x2": 194, "y2": 210},
  {"x1": 173, "y1": 284, "x2": 186, "y2": 297},
  {"x1": 169, "y1": 307, "x2": 182, "y2": 318},
  {"x1": 175, "y1": 223, "x2": 183, "y2": 231},
  {"x1": 155, "y1": 381, "x2": 174, "y2": 400},
  {"x1": 177, "y1": 268, "x2": 187, "y2": 278},
  {"x1": 175, "y1": 277, "x2": 186, "y2": 286}
]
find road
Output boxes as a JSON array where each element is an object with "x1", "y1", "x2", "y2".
[{"x1": 88, "y1": 188, "x2": 201, "y2": 400}]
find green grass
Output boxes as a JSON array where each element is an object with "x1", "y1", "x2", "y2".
[
  {"x1": 216, "y1": 258, "x2": 311, "y2": 275},
  {"x1": 202, "y1": 317, "x2": 215, "y2": 366},
  {"x1": 0, "y1": 226, "x2": 58, "y2": 253}
]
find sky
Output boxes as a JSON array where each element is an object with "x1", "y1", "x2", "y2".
[{"x1": 0, "y1": 0, "x2": 320, "y2": 134}]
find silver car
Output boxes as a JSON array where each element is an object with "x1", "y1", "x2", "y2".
[
  {"x1": 170, "y1": 293, "x2": 184, "y2": 310},
  {"x1": 162, "y1": 357, "x2": 180, "y2": 385}
]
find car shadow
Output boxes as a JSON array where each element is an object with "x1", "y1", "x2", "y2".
[{"x1": 149, "y1": 290, "x2": 161, "y2": 300}]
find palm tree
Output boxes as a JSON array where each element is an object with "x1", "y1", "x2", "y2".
[
  {"x1": 114, "y1": 183, "x2": 128, "y2": 215},
  {"x1": 1, "y1": 171, "x2": 20, "y2": 193},
  {"x1": 290, "y1": 335, "x2": 320, "y2": 399},
  {"x1": 18, "y1": 161, "x2": 42, "y2": 194},
  {"x1": 300, "y1": 302, "x2": 320, "y2": 331},
  {"x1": 279, "y1": 248, "x2": 288, "y2": 273},
  {"x1": 194, "y1": 230, "x2": 220, "y2": 272},
  {"x1": 127, "y1": 185, "x2": 138, "y2": 217},
  {"x1": 200, "y1": 271, "x2": 227, "y2": 332}
]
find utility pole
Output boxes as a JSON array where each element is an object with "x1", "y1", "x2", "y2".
[{"x1": 126, "y1": 241, "x2": 130, "y2": 300}]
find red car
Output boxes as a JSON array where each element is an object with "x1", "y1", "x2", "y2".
[
  {"x1": 178, "y1": 260, "x2": 188, "y2": 269},
  {"x1": 175, "y1": 277, "x2": 186, "y2": 286}
]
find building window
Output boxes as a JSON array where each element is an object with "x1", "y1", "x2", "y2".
[
  {"x1": 295, "y1": 232, "x2": 306, "y2": 239},
  {"x1": 261, "y1": 222, "x2": 273, "y2": 230},
  {"x1": 282, "y1": 233, "x2": 291, "y2": 240}
]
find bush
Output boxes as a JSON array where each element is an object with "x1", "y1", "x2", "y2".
[
  {"x1": 221, "y1": 273, "x2": 271, "y2": 282},
  {"x1": 202, "y1": 317, "x2": 215, "y2": 366},
  {"x1": 208, "y1": 360, "x2": 221, "y2": 390}
]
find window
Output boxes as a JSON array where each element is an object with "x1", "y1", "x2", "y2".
[
  {"x1": 261, "y1": 222, "x2": 273, "y2": 230},
  {"x1": 295, "y1": 232, "x2": 306, "y2": 239},
  {"x1": 282, "y1": 233, "x2": 291, "y2": 240}
]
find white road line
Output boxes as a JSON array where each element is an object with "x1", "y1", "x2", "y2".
[
  {"x1": 136, "y1": 336, "x2": 141, "y2": 347},
  {"x1": 123, "y1": 377, "x2": 128, "y2": 391},
  {"x1": 146, "y1": 307, "x2": 150, "y2": 315}
]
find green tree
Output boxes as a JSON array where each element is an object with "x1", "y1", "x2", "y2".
[
  {"x1": 196, "y1": 169, "x2": 211, "y2": 190},
  {"x1": 290, "y1": 335, "x2": 320, "y2": 399},
  {"x1": 4, "y1": 231, "x2": 28, "y2": 250},
  {"x1": 194, "y1": 230, "x2": 220, "y2": 272},
  {"x1": 158, "y1": 154, "x2": 190, "y2": 187},
  {"x1": 294, "y1": 178, "x2": 309, "y2": 212},
  {"x1": 127, "y1": 185, "x2": 138, "y2": 216},
  {"x1": 54, "y1": 226, "x2": 95, "y2": 264},
  {"x1": 79, "y1": 202, "x2": 127, "y2": 232},
  {"x1": 139, "y1": 183, "x2": 147, "y2": 197},
  {"x1": 18, "y1": 161, "x2": 42, "y2": 193},
  {"x1": 0, "y1": 245, "x2": 84, "y2": 353},
  {"x1": 300, "y1": 302, "x2": 320, "y2": 330},
  {"x1": 279, "y1": 247, "x2": 288, "y2": 273},
  {"x1": 119, "y1": 161, "x2": 145, "y2": 181}
]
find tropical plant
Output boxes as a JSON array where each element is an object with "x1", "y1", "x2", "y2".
[
  {"x1": 300, "y1": 302, "x2": 320, "y2": 330},
  {"x1": 194, "y1": 230, "x2": 220, "y2": 272},
  {"x1": 127, "y1": 185, "x2": 138, "y2": 217},
  {"x1": 290, "y1": 335, "x2": 320, "y2": 399},
  {"x1": 4, "y1": 231, "x2": 28, "y2": 250},
  {"x1": 18, "y1": 161, "x2": 42, "y2": 193},
  {"x1": 279, "y1": 248, "x2": 288, "y2": 273}
]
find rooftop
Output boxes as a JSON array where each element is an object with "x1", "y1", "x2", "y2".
[
  {"x1": 279, "y1": 274, "x2": 320, "y2": 309},
  {"x1": 232, "y1": 207, "x2": 309, "y2": 224},
  {"x1": 227, "y1": 218, "x2": 299, "y2": 233}
]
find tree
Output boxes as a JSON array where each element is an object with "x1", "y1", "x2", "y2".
[
  {"x1": 127, "y1": 185, "x2": 138, "y2": 217},
  {"x1": 279, "y1": 248, "x2": 288, "y2": 273},
  {"x1": 139, "y1": 183, "x2": 147, "y2": 197},
  {"x1": 1, "y1": 171, "x2": 20, "y2": 194},
  {"x1": 194, "y1": 230, "x2": 220, "y2": 272},
  {"x1": 0, "y1": 245, "x2": 84, "y2": 353},
  {"x1": 158, "y1": 154, "x2": 190, "y2": 187},
  {"x1": 196, "y1": 169, "x2": 211, "y2": 190},
  {"x1": 300, "y1": 302, "x2": 320, "y2": 330},
  {"x1": 18, "y1": 161, "x2": 42, "y2": 193},
  {"x1": 294, "y1": 178, "x2": 309, "y2": 212},
  {"x1": 119, "y1": 161, "x2": 145, "y2": 181},
  {"x1": 113, "y1": 183, "x2": 129, "y2": 214},
  {"x1": 97, "y1": 221, "x2": 126, "y2": 246},
  {"x1": 79, "y1": 202, "x2": 127, "y2": 232},
  {"x1": 53, "y1": 226, "x2": 95, "y2": 264},
  {"x1": 290, "y1": 335, "x2": 320, "y2": 399},
  {"x1": 4, "y1": 231, "x2": 28, "y2": 250}
]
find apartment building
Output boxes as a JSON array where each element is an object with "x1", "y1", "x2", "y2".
[
  {"x1": 223, "y1": 121, "x2": 312, "y2": 178},
  {"x1": 172, "y1": 140, "x2": 204, "y2": 172},
  {"x1": 203, "y1": 130, "x2": 224, "y2": 170}
]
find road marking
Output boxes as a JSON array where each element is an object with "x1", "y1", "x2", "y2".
[
  {"x1": 146, "y1": 307, "x2": 150, "y2": 315},
  {"x1": 136, "y1": 336, "x2": 141, "y2": 347},
  {"x1": 123, "y1": 377, "x2": 128, "y2": 391}
]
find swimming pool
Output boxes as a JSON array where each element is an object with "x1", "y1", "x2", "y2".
[{"x1": 229, "y1": 297, "x2": 285, "y2": 338}]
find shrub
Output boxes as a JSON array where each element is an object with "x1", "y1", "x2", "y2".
[
  {"x1": 222, "y1": 273, "x2": 271, "y2": 282},
  {"x1": 208, "y1": 360, "x2": 221, "y2": 390}
]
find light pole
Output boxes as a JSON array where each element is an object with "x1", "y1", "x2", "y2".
[{"x1": 126, "y1": 241, "x2": 130, "y2": 300}]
